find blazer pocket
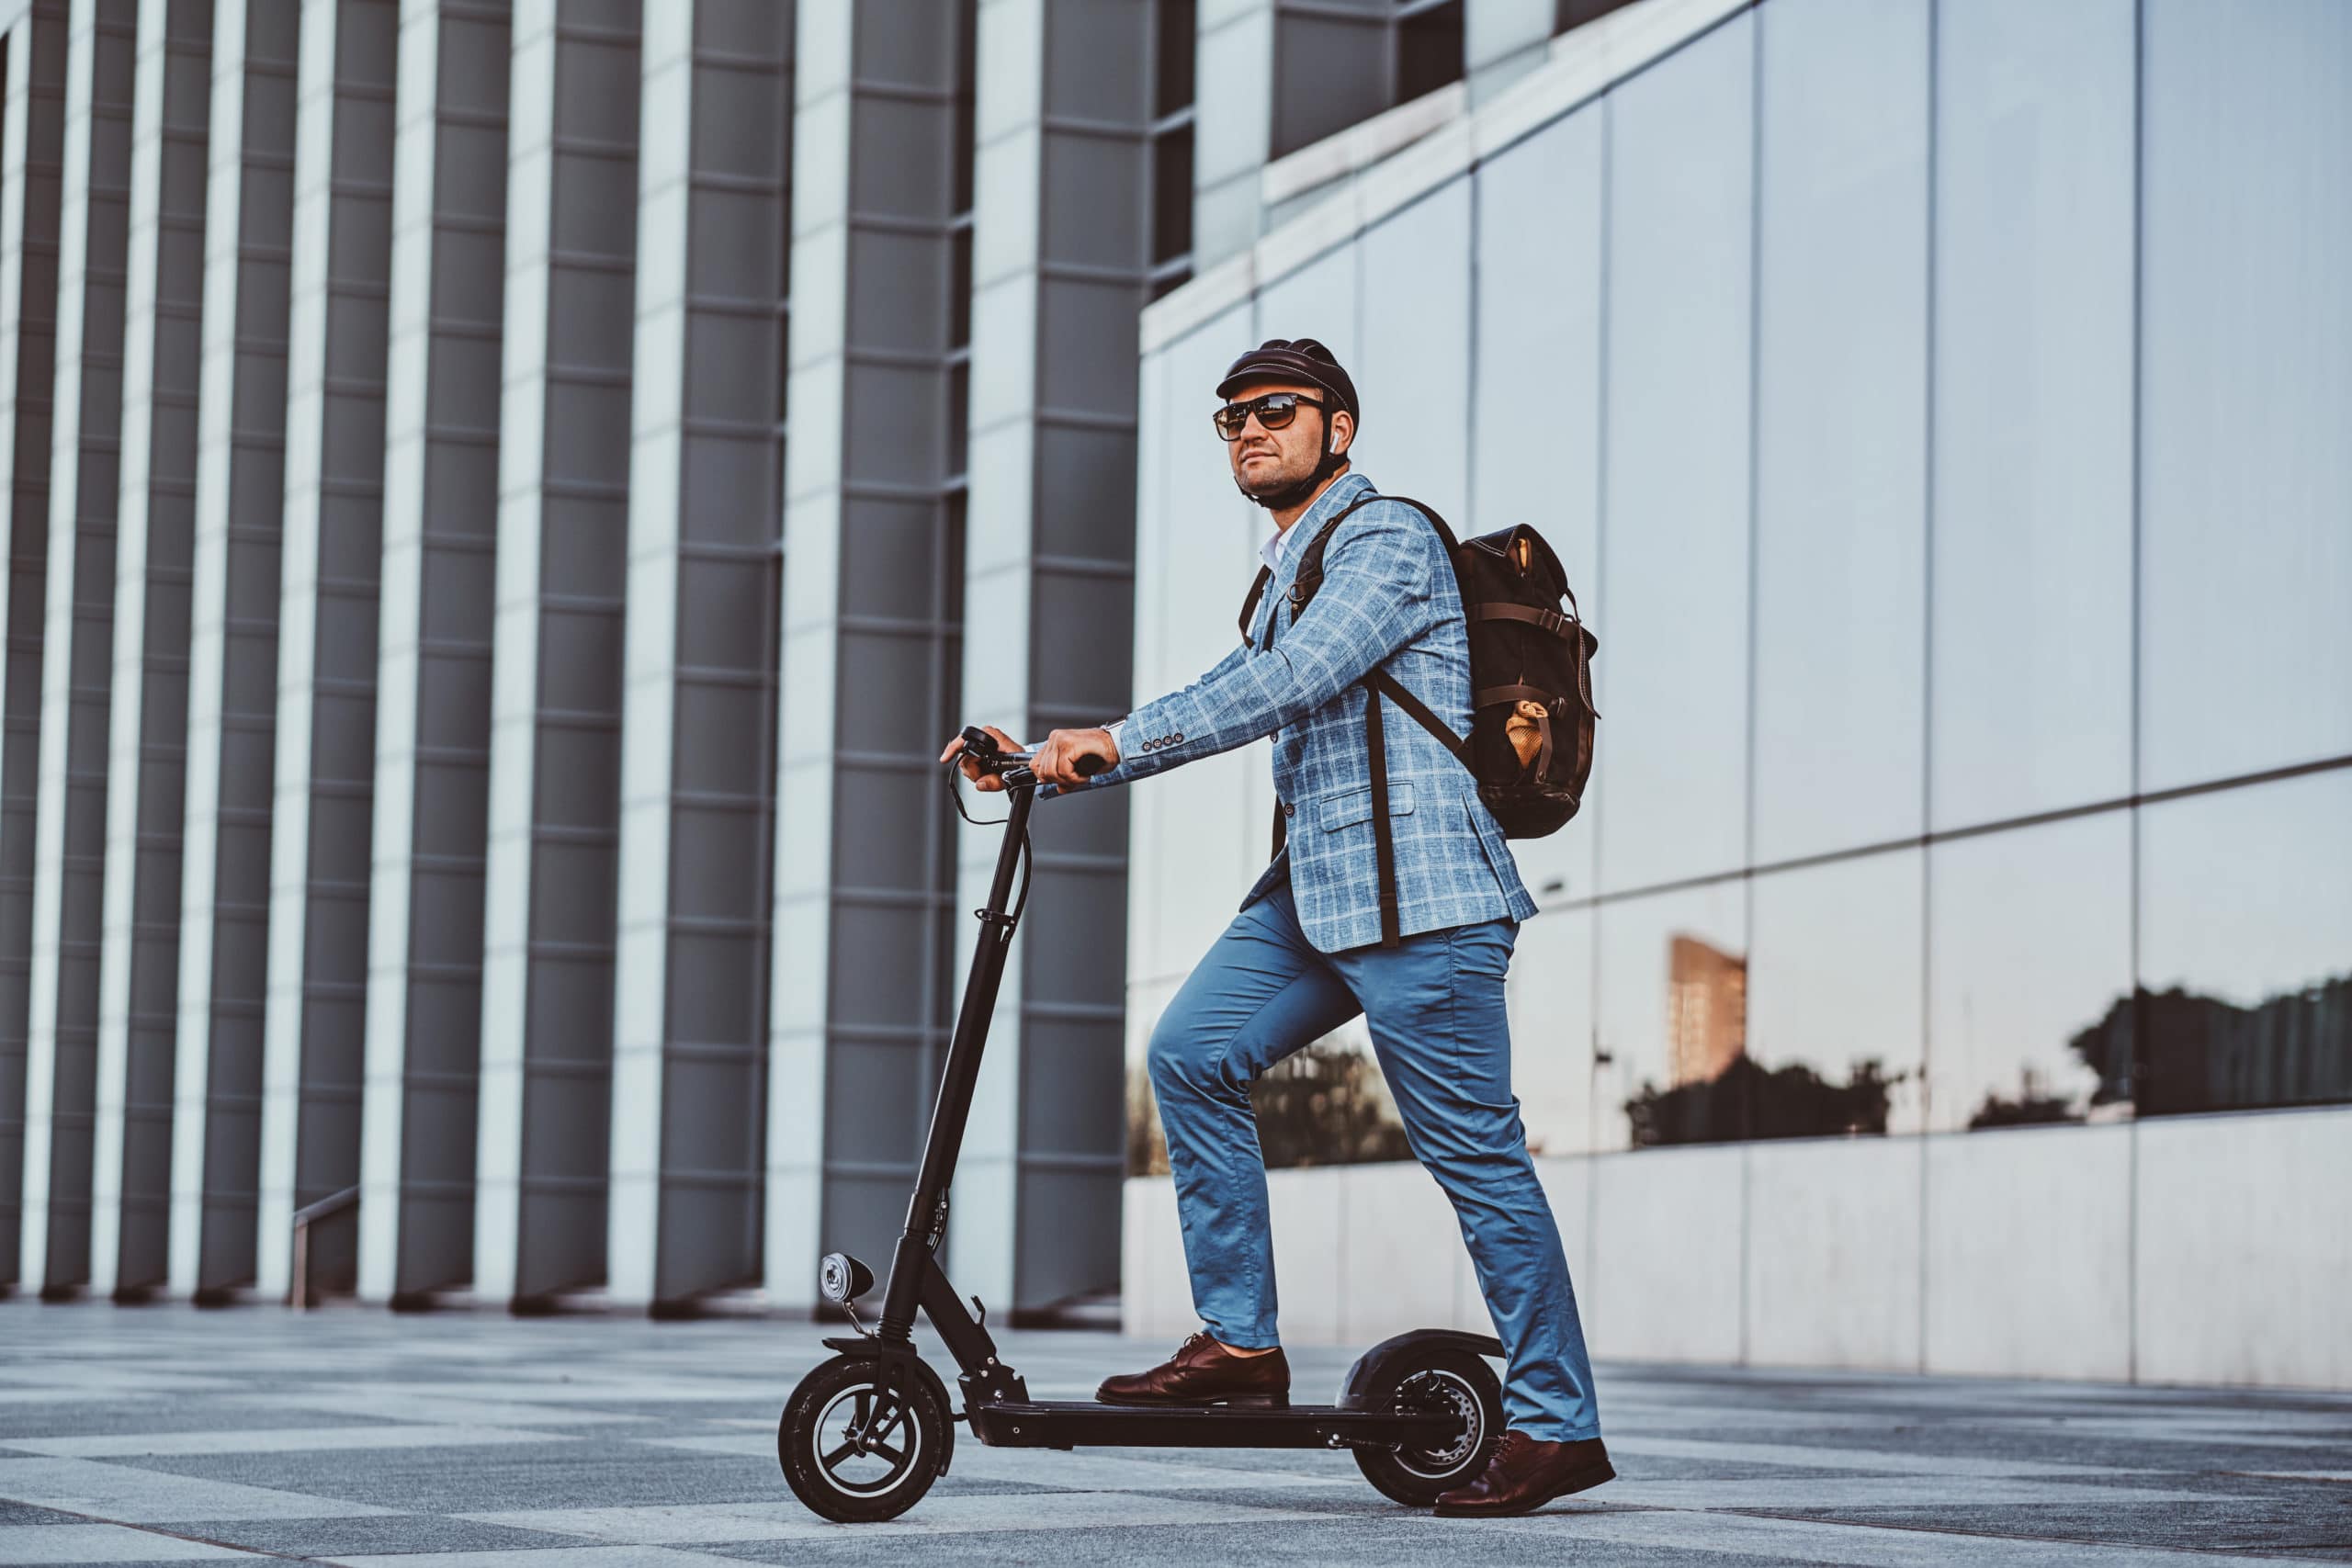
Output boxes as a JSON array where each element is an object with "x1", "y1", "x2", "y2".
[{"x1": 1319, "y1": 780, "x2": 1417, "y2": 831}]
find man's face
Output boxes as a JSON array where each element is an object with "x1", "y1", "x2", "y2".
[{"x1": 1221, "y1": 378, "x2": 1351, "y2": 501}]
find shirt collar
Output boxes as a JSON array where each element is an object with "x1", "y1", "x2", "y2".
[{"x1": 1260, "y1": 525, "x2": 1290, "y2": 574}]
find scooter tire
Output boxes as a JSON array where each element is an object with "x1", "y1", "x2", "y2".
[{"x1": 779, "y1": 1354, "x2": 949, "y2": 1523}]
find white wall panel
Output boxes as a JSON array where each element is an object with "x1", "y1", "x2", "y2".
[
  {"x1": 1354, "y1": 178, "x2": 1467, "y2": 523},
  {"x1": 2138, "y1": 0, "x2": 2352, "y2": 791},
  {"x1": 1589, "y1": 1143, "x2": 1743, "y2": 1364},
  {"x1": 1925, "y1": 1122, "x2": 2131, "y2": 1382},
  {"x1": 2135, "y1": 1107, "x2": 2352, "y2": 1389},
  {"x1": 1745, "y1": 1134, "x2": 1921, "y2": 1372},
  {"x1": 1592, "y1": 13, "x2": 1750, "y2": 894}
]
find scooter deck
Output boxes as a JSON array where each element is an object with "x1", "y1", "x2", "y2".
[{"x1": 967, "y1": 1399, "x2": 1462, "y2": 1450}]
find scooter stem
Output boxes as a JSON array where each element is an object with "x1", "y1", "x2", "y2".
[{"x1": 875, "y1": 778, "x2": 1037, "y2": 1339}]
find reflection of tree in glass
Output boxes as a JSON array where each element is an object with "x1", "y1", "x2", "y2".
[
  {"x1": 2135, "y1": 976, "x2": 2351, "y2": 1115},
  {"x1": 1251, "y1": 1044, "x2": 1415, "y2": 1168},
  {"x1": 1125, "y1": 977, "x2": 2352, "y2": 1171},
  {"x1": 1125, "y1": 1044, "x2": 1416, "y2": 1176},
  {"x1": 1127, "y1": 1066, "x2": 1169, "y2": 1178},
  {"x1": 1624, "y1": 1056, "x2": 1901, "y2": 1146},
  {"x1": 1967, "y1": 1066, "x2": 2079, "y2": 1130},
  {"x1": 1967, "y1": 974, "x2": 2351, "y2": 1129}
]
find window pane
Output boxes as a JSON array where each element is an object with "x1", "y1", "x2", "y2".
[
  {"x1": 1473, "y1": 107, "x2": 1601, "y2": 904},
  {"x1": 1595, "y1": 13, "x2": 1752, "y2": 894},
  {"x1": 1151, "y1": 128, "x2": 1193, "y2": 265},
  {"x1": 2139, "y1": 0, "x2": 2352, "y2": 791},
  {"x1": 1751, "y1": 0, "x2": 1928, "y2": 863},
  {"x1": 1397, "y1": 0, "x2": 1464, "y2": 103},
  {"x1": 1505, "y1": 908, "x2": 1594, "y2": 1156},
  {"x1": 1253, "y1": 1018, "x2": 1408, "y2": 1170},
  {"x1": 2139, "y1": 770, "x2": 2352, "y2": 1117},
  {"x1": 1357, "y1": 178, "x2": 1468, "y2": 522},
  {"x1": 1928, "y1": 812, "x2": 2134, "y2": 1133},
  {"x1": 1596, "y1": 878, "x2": 1746, "y2": 1152},
  {"x1": 1155, "y1": 0, "x2": 1196, "y2": 118},
  {"x1": 1749, "y1": 848, "x2": 1924, "y2": 1139},
  {"x1": 1930, "y1": 0, "x2": 2134, "y2": 829},
  {"x1": 1272, "y1": 13, "x2": 1388, "y2": 159}
]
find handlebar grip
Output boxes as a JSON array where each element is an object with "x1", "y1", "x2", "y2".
[{"x1": 1073, "y1": 752, "x2": 1108, "y2": 778}]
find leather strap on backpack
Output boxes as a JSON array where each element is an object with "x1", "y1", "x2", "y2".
[
  {"x1": 1237, "y1": 565, "x2": 1273, "y2": 646},
  {"x1": 1365, "y1": 668, "x2": 1466, "y2": 761},
  {"x1": 1364, "y1": 686, "x2": 1401, "y2": 948}
]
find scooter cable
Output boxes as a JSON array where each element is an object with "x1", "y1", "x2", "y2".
[{"x1": 944, "y1": 754, "x2": 1036, "y2": 933}]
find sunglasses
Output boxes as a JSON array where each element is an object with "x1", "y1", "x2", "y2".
[{"x1": 1213, "y1": 391, "x2": 1329, "y2": 441}]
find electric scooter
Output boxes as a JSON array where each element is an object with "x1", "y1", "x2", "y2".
[{"x1": 776, "y1": 728, "x2": 1508, "y2": 1523}]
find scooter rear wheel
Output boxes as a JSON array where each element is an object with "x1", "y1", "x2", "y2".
[
  {"x1": 1351, "y1": 1347, "x2": 1503, "y2": 1506},
  {"x1": 779, "y1": 1354, "x2": 949, "y2": 1523}
]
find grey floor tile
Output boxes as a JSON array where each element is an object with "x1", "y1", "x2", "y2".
[{"x1": 149, "y1": 1513, "x2": 600, "y2": 1557}]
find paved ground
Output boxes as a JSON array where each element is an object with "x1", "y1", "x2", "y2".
[{"x1": 2, "y1": 1303, "x2": 2347, "y2": 1565}]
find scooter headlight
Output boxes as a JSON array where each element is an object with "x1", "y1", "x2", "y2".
[{"x1": 819, "y1": 1251, "x2": 873, "y2": 1306}]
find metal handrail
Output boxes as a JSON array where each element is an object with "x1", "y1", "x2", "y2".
[{"x1": 289, "y1": 1185, "x2": 359, "y2": 1310}]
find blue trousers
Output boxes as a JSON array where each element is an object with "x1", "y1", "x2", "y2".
[{"x1": 1148, "y1": 879, "x2": 1600, "y2": 1441}]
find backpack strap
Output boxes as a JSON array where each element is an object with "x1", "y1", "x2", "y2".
[
  {"x1": 1285, "y1": 491, "x2": 1461, "y2": 620},
  {"x1": 1237, "y1": 565, "x2": 1272, "y2": 646},
  {"x1": 1472, "y1": 602, "x2": 1576, "y2": 638},
  {"x1": 1365, "y1": 669, "x2": 1466, "y2": 762},
  {"x1": 1364, "y1": 686, "x2": 1401, "y2": 948}
]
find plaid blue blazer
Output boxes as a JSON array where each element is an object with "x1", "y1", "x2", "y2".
[{"x1": 1053, "y1": 470, "x2": 1538, "y2": 953}]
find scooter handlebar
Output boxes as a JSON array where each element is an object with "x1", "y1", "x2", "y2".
[{"x1": 956, "y1": 726, "x2": 1107, "y2": 781}]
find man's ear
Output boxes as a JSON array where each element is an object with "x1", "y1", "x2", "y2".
[{"x1": 1328, "y1": 410, "x2": 1353, "y2": 455}]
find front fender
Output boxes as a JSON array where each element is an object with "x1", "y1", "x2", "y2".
[{"x1": 817, "y1": 1338, "x2": 958, "y2": 1475}]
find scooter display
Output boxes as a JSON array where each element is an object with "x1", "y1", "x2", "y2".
[{"x1": 776, "y1": 728, "x2": 1507, "y2": 1523}]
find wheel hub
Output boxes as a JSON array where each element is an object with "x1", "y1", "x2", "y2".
[{"x1": 1395, "y1": 1369, "x2": 1482, "y2": 1474}]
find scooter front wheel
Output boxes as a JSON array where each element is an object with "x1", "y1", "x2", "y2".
[{"x1": 779, "y1": 1354, "x2": 949, "y2": 1523}]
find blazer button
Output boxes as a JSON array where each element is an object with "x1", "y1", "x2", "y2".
[{"x1": 1283, "y1": 801, "x2": 1295, "y2": 817}]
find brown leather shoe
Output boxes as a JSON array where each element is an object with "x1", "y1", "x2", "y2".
[
  {"x1": 1097, "y1": 1330, "x2": 1290, "y2": 1408},
  {"x1": 1432, "y1": 1430, "x2": 1614, "y2": 1517}
]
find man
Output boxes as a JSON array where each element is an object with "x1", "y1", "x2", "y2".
[{"x1": 943, "y1": 338, "x2": 1607, "y2": 1517}]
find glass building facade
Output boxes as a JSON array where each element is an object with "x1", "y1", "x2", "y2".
[{"x1": 1129, "y1": 0, "x2": 2352, "y2": 1173}]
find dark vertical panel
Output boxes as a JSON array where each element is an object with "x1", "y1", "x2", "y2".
[{"x1": 0, "y1": 0, "x2": 66, "y2": 1293}]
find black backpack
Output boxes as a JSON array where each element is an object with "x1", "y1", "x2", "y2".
[{"x1": 1238, "y1": 492, "x2": 1599, "y2": 947}]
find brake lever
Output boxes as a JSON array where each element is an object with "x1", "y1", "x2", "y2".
[{"x1": 951, "y1": 726, "x2": 1105, "y2": 787}]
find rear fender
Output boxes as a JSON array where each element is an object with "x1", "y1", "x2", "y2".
[{"x1": 1337, "y1": 1328, "x2": 1505, "y2": 1409}]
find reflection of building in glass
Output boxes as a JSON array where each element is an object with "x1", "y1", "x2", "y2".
[{"x1": 1667, "y1": 936, "x2": 1747, "y2": 1088}]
